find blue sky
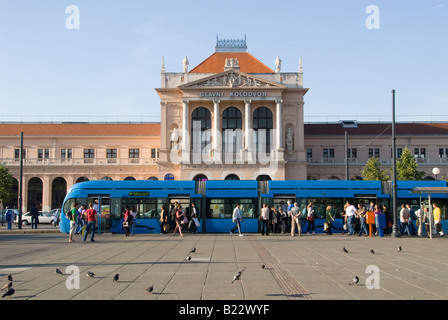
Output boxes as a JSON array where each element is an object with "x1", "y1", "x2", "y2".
[{"x1": 0, "y1": 0, "x2": 447, "y2": 122}]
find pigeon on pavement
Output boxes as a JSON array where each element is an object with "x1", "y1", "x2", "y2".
[
  {"x1": 231, "y1": 267, "x2": 247, "y2": 284},
  {"x1": 56, "y1": 268, "x2": 64, "y2": 275},
  {"x1": 145, "y1": 285, "x2": 154, "y2": 294},
  {"x1": 371, "y1": 249, "x2": 375, "y2": 254},
  {"x1": 7, "y1": 275, "x2": 13, "y2": 282},
  {"x1": 86, "y1": 271, "x2": 95, "y2": 278},
  {"x1": 343, "y1": 247, "x2": 349, "y2": 253},
  {"x1": 397, "y1": 246, "x2": 402, "y2": 252},
  {"x1": 2, "y1": 288, "x2": 14, "y2": 298},
  {"x1": 113, "y1": 274, "x2": 119, "y2": 282},
  {"x1": 349, "y1": 276, "x2": 359, "y2": 286}
]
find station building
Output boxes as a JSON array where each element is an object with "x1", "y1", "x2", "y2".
[
  {"x1": 1, "y1": 38, "x2": 447, "y2": 212},
  {"x1": 156, "y1": 36, "x2": 308, "y2": 181}
]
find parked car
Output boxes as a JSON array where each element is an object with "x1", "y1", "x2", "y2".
[{"x1": 14, "y1": 211, "x2": 54, "y2": 225}]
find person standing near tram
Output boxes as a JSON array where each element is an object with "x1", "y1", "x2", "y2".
[{"x1": 345, "y1": 201, "x2": 358, "y2": 236}]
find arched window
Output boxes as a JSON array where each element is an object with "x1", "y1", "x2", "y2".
[
  {"x1": 225, "y1": 174, "x2": 240, "y2": 180},
  {"x1": 222, "y1": 107, "x2": 243, "y2": 155},
  {"x1": 193, "y1": 174, "x2": 208, "y2": 182},
  {"x1": 76, "y1": 177, "x2": 89, "y2": 184},
  {"x1": 51, "y1": 177, "x2": 67, "y2": 209},
  {"x1": 191, "y1": 107, "x2": 212, "y2": 155},
  {"x1": 124, "y1": 176, "x2": 136, "y2": 181},
  {"x1": 256, "y1": 175, "x2": 272, "y2": 181},
  {"x1": 27, "y1": 177, "x2": 43, "y2": 211},
  {"x1": 253, "y1": 107, "x2": 273, "y2": 155}
]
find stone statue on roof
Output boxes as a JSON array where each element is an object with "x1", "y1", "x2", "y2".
[
  {"x1": 275, "y1": 56, "x2": 282, "y2": 73},
  {"x1": 183, "y1": 56, "x2": 189, "y2": 73}
]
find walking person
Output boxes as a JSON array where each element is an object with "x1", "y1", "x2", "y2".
[
  {"x1": 76, "y1": 204, "x2": 86, "y2": 234},
  {"x1": 423, "y1": 207, "x2": 432, "y2": 236},
  {"x1": 123, "y1": 206, "x2": 133, "y2": 237},
  {"x1": 382, "y1": 204, "x2": 391, "y2": 234},
  {"x1": 187, "y1": 203, "x2": 199, "y2": 233},
  {"x1": 406, "y1": 204, "x2": 417, "y2": 236},
  {"x1": 345, "y1": 201, "x2": 358, "y2": 236},
  {"x1": 278, "y1": 207, "x2": 288, "y2": 234},
  {"x1": 260, "y1": 204, "x2": 270, "y2": 236},
  {"x1": 433, "y1": 203, "x2": 444, "y2": 236},
  {"x1": 169, "y1": 202, "x2": 178, "y2": 231},
  {"x1": 306, "y1": 202, "x2": 316, "y2": 235},
  {"x1": 271, "y1": 206, "x2": 278, "y2": 234},
  {"x1": 290, "y1": 202, "x2": 302, "y2": 237},
  {"x1": 400, "y1": 204, "x2": 410, "y2": 236},
  {"x1": 52, "y1": 208, "x2": 60, "y2": 227},
  {"x1": 173, "y1": 205, "x2": 185, "y2": 237},
  {"x1": 68, "y1": 202, "x2": 79, "y2": 243},
  {"x1": 325, "y1": 205, "x2": 335, "y2": 235},
  {"x1": 30, "y1": 204, "x2": 39, "y2": 229},
  {"x1": 357, "y1": 203, "x2": 368, "y2": 236},
  {"x1": 160, "y1": 205, "x2": 168, "y2": 234},
  {"x1": 374, "y1": 204, "x2": 382, "y2": 235},
  {"x1": 415, "y1": 203, "x2": 424, "y2": 236},
  {"x1": 5, "y1": 208, "x2": 13, "y2": 230},
  {"x1": 230, "y1": 203, "x2": 243, "y2": 236},
  {"x1": 130, "y1": 206, "x2": 138, "y2": 236},
  {"x1": 83, "y1": 202, "x2": 97, "y2": 242}
]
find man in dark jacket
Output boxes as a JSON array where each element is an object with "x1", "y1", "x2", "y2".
[{"x1": 30, "y1": 204, "x2": 39, "y2": 229}]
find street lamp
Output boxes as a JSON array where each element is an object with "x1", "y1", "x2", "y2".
[
  {"x1": 339, "y1": 120, "x2": 358, "y2": 180},
  {"x1": 391, "y1": 90, "x2": 400, "y2": 238},
  {"x1": 433, "y1": 167, "x2": 440, "y2": 180}
]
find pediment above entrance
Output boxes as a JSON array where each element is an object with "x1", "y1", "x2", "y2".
[{"x1": 178, "y1": 70, "x2": 286, "y2": 90}]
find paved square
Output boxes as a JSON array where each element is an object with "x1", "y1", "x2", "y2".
[{"x1": 0, "y1": 230, "x2": 447, "y2": 300}]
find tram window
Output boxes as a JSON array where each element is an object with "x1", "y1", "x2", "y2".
[
  {"x1": 122, "y1": 198, "x2": 158, "y2": 219},
  {"x1": 301, "y1": 198, "x2": 344, "y2": 219},
  {"x1": 63, "y1": 198, "x2": 87, "y2": 216},
  {"x1": 111, "y1": 198, "x2": 122, "y2": 220},
  {"x1": 208, "y1": 198, "x2": 256, "y2": 219}
]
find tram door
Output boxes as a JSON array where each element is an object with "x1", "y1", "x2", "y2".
[
  {"x1": 87, "y1": 195, "x2": 111, "y2": 234},
  {"x1": 168, "y1": 197, "x2": 191, "y2": 229},
  {"x1": 354, "y1": 195, "x2": 378, "y2": 210},
  {"x1": 271, "y1": 196, "x2": 296, "y2": 212},
  {"x1": 168, "y1": 196, "x2": 202, "y2": 232}
]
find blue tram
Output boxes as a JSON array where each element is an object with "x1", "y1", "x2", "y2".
[{"x1": 59, "y1": 180, "x2": 448, "y2": 234}]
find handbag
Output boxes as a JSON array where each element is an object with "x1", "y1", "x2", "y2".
[
  {"x1": 181, "y1": 216, "x2": 188, "y2": 224},
  {"x1": 307, "y1": 215, "x2": 315, "y2": 223},
  {"x1": 123, "y1": 221, "x2": 129, "y2": 227}
]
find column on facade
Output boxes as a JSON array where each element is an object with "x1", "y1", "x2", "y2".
[
  {"x1": 42, "y1": 175, "x2": 51, "y2": 212},
  {"x1": 182, "y1": 100, "x2": 190, "y2": 162},
  {"x1": 244, "y1": 100, "x2": 253, "y2": 162},
  {"x1": 213, "y1": 99, "x2": 221, "y2": 163},
  {"x1": 276, "y1": 99, "x2": 283, "y2": 150}
]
